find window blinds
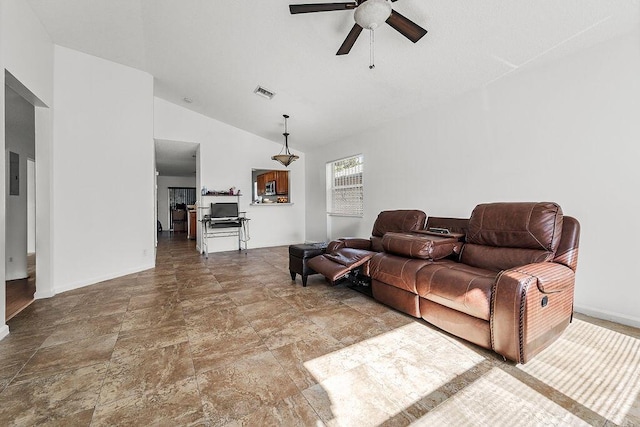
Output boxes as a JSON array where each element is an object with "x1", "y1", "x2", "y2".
[{"x1": 329, "y1": 155, "x2": 363, "y2": 217}]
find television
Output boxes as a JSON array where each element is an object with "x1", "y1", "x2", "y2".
[{"x1": 210, "y1": 202, "x2": 239, "y2": 219}]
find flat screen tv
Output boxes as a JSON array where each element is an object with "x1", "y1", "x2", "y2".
[{"x1": 210, "y1": 202, "x2": 239, "y2": 219}]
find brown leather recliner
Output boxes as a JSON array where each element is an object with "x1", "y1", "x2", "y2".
[
  {"x1": 307, "y1": 210, "x2": 427, "y2": 284},
  {"x1": 371, "y1": 202, "x2": 580, "y2": 364}
]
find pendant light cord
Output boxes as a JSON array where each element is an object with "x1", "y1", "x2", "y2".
[
  {"x1": 282, "y1": 114, "x2": 290, "y2": 155},
  {"x1": 369, "y1": 29, "x2": 375, "y2": 70}
]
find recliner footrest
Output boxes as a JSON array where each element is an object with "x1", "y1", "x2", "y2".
[{"x1": 307, "y1": 248, "x2": 376, "y2": 283}]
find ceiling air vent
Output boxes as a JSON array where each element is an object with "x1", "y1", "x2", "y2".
[{"x1": 254, "y1": 86, "x2": 276, "y2": 100}]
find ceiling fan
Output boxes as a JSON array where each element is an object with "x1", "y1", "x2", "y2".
[{"x1": 289, "y1": 0, "x2": 427, "y2": 56}]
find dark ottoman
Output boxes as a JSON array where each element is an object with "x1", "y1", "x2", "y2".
[{"x1": 289, "y1": 242, "x2": 328, "y2": 287}]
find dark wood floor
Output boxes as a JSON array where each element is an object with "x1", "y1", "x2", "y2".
[{"x1": 5, "y1": 253, "x2": 36, "y2": 321}]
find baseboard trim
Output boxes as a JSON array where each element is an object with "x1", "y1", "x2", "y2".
[
  {"x1": 0, "y1": 324, "x2": 10, "y2": 341},
  {"x1": 574, "y1": 305, "x2": 640, "y2": 329},
  {"x1": 34, "y1": 290, "x2": 55, "y2": 299}
]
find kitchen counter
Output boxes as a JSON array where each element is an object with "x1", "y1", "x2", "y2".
[{"x1": 249, "y1": 203, "x2": 294, "y2": 206}]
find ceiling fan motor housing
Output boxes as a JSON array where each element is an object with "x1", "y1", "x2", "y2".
[{"x1": 354, "y1": 0, "x2": 392, "y2": 30}]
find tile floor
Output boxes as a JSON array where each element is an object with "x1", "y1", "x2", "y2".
[{"x1": 1, "y1": 233, "x2": 639, "y2": 426}]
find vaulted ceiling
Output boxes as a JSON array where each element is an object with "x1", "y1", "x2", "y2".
[{"x1": 26, "y1": 0, "x2": 640, "y2": 151}]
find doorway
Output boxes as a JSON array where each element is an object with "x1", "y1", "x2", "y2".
[
  {"x1": 154, "y1": 139, "x2": 199, "y2": 235},
  {"x1": 4, "y1": 85, "x2": 36, "y2": 320}
]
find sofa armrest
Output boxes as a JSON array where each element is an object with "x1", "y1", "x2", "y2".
[
  {"x1": 326, "y1": 239, "x2": 346, "y2": 253},
  {"x1": 341, "y1": 238, "x2": 372, "y2": 250},
  {"x1": 491, "y1": 262, "x2": 575, "y2": 364},
  {"x1": 326, "y1": 238, "x2": 371, "y2": 254}
]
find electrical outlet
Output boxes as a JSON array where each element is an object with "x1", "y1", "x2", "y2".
[{"x1": 143, "y1": 249, "x2": 147, "y2": 256}]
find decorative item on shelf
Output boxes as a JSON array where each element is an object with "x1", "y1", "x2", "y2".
[
  {"x1": 202, "y1": 187, "x2": 241, "y2": 196},
  {"x1": 272, "y1": 114, "x2": 299, "y2": 167}
]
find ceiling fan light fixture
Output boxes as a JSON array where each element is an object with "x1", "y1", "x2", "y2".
[
  {"x1": 354, "y1": 0, "x2": 392, "y2": 30},
  {"x1": 272, "y1": 114, "x2": 299, "y2": 167}
]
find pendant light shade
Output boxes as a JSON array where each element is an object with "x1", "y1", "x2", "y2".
[{"x1": 272, "y1": 114, "x2": 299, "y2": 167}]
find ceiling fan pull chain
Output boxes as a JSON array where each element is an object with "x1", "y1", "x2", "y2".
[{"x1": 369, "y1": 29, "x2": 375, "y2": 69}]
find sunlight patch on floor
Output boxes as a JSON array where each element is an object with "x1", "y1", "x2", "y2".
[
  {"x1": 518, "y1": 319, "x2": 640, "y2": 424},
  {"x1": 415, "y1": 367, "x2": 588, "y2": 426},
  {"x1": 303, "y1": 322, "x2": 485, "y2": 426}
]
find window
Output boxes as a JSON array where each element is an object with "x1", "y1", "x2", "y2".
[
  {"x1": 168, "y1": 187, "x2": 196, "y2": 210},
  {"x1": 328, "y1": 154, "x2": 363, "y2": 217}
]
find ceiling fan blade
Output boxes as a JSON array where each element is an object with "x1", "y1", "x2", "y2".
[
  {"x1": 385, "y1": 10, "x2": 427, "y2": 43},
  {"x1": 289, "y1": 2, "x2": 357, "y2": 14},
  {"x1": 336, "y1": 24, "x2": 363, "y2": 55}
]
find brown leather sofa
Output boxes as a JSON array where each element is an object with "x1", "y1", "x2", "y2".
[{"x1": 310, "y1": 202, "x2": 580, "y2": 364}]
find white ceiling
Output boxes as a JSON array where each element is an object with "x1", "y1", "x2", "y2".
[
  {"x1": 154, "y1": 139, "x2": 197, "y2": 177},
  {"x1": 26, "y1": 0, "x2": 640, "y2": 152}
]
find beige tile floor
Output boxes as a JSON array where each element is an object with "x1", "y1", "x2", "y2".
[{"x1": 1, "y1": 233, "x2": 639, "y2": 426}]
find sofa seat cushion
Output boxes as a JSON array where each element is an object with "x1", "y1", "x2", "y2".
[
  {"x1": 369, "y1": 253, "x2": 433, "y2": 294},
  {"x1": 415, "y1": 261, "x2": 498, "y2": 321}
]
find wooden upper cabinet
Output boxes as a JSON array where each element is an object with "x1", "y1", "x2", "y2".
[
  {"x1": 257, "y1": 170, "x2": 289, "y2": 197},
  {"x1": 257, "y1": 174, "x2": 266, "y2": 196},
  {"x1": 276, "y1": 171, "x2": 289, "y2": 195}
]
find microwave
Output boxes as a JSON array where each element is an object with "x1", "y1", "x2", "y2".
[{"x1": 265, "y1": 180, "x2": 276, "y2": 195}]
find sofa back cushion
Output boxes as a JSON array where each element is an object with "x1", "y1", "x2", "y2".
[
  {"x1": 371, "y1": 210, "x2": 427, "y2": 237},
  {"x1": 371, "y1": 236, "x2": 384, "y2": 252},
  {"x1": 461, "y1": 202, "x2": 563, "y2": 271}
]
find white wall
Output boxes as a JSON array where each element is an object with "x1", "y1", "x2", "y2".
[
  {"x1": 52, "y1": 46, "x2": 155, "y2": 292},
  {"x1": 154, "y1": 98, "x2": 306, "y2": 253},
  {"x1": 1, "y1": 0, "x2": 55, "y2": 337},
  {"x1": 306, "y1": 30, "x2": 640, "y2": 328},
  {"x1": 4, "y1": 86, "x2": 35, "y2": 280},
  {"x1": 0, "y1": 0, "x2": 6, "y2": 340},
  {"x1": 157, "y1": 175, "x2": 196, "y2": 230}
]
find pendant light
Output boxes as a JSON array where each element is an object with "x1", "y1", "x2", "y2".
[{"x1": 272, "y1": 114, "x2": 299, "y2": 167}]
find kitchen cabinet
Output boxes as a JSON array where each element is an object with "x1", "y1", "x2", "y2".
[
  {"x1": 256, "y1": 170, "x2": 289, "y2": 198},
  {"x1": 188, "y1": 210, "x2": 197, "y2": 239},
  {"x1": 257, "y1": 174, "x2": 266, "y2": 196},
  {"x1": 265, "y1": 171, "x2": 276, "y2": 183},
  {"x1": 276, "y1": 171, "x2": 288, "y2": 195}
]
